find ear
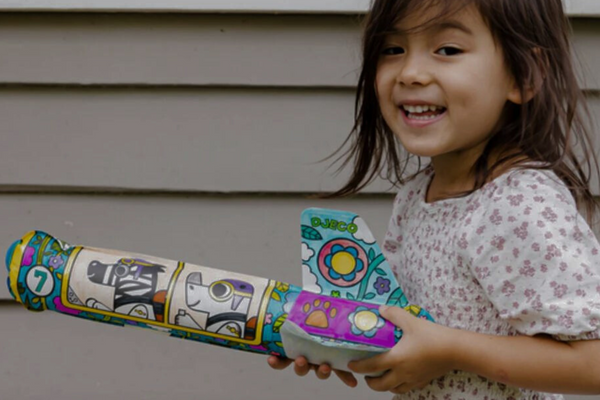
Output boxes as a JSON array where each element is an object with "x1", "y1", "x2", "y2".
[
  {"x1": 506, "y1": 80, "x2": 529, "y2": 105},
  {"x1": 506, "y1": 74, "x2": 539, "y2": 105},
  {"x1": 507, "y1": 48, "x2": 547, "y2": 105}
]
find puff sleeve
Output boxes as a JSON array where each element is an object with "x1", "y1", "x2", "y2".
[{"x1": 465, "y1": 170, "x2": 600, "y2": 340}]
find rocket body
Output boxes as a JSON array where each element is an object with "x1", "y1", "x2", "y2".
[
  {"x1": 6, "y1": 230, "x2": 298, "y2": 356},
  {"x1": 5, "y1": 209, "x2": 433, "y2": 372}
]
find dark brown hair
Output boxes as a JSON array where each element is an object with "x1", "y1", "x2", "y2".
[{"x1": 330, "y1": 0, "x2": 598, "y2": 220}]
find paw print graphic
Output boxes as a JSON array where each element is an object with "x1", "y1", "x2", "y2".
[{"x1": 302, "y1": 299, "x2": 338, "y2": 329}]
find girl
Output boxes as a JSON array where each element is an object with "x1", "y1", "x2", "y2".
[{"x1": 269, "y1": 0, "x2": 600, "y2": 398}]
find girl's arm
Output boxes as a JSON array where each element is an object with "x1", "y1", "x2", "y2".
[{"x1": 349, "y1": 305, "x2": 600, "y2": 395}]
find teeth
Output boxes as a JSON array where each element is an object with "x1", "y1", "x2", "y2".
[
  {"x1": 407, "y1": 113, "x2": 439, "y2": 121},
  {"x1": 402, "y1": 104, "x2": 443, "y2": 114}
]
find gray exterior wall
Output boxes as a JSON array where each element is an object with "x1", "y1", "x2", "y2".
[{"x1": 0, "y1": 11, "x2": 598, "y2": 400}]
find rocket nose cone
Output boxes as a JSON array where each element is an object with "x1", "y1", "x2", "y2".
[{"x1": 6, "y1": 240, "x2": 19, "y2": 273}]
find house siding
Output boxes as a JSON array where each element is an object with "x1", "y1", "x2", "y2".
[{"x1": 1, "y1": 11, "x2": 598, "y2": 400}]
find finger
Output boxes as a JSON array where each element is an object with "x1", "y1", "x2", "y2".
[
  {"x1": 379, "y1": 305, "x2": 412, "y2": 329},
  {"x1": 267, "y1": 356, "x2": 293, "y2": 370},
  {"x1": 314, "y1": 364, "x2": 332, "y2": 380},
  {"x1": 390, "y1": 382, "x2": 412, "y2": 395},
  {"x1": 293, "y1": 357, "x2": 312, "y2": 377},
  {"x1": 364, "y1": 370, "x2": 400, "y2": 392},
  {"x1": 333, "y1": 370, "x2": 358, "y2": 388},
  {"x1": 347, "y1": 352, "x2": 392, "y2": 375}
]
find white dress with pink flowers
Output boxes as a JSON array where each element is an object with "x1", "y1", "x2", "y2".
[{"x1": 384, "y1": 167, "x2": 600, "y2": 400}]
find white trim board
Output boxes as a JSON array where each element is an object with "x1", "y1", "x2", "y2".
[{"x1": 0, "y1": 0, "x2": 598, "y2": 16}]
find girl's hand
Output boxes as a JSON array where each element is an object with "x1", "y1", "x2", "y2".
[
  {"x1": 348, "y1": 305, "x2": 458, "y2": 395},
  {"x1": 267, "y1": 355, "x2": 358, "y2": 387}
]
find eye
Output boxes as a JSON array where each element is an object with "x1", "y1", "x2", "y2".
[
  {"x1": 114, "y1": 264, "x2": 129, "y2": 277},
  {"x1": 382, "y1": 46, "x2": 405, "y2": 55},
  {"x1": 210, "y1": 281, "x2": 233, "y2": 301},
  {"x1": 436, "y1": 46, "x2": 463, "y2": 56}
]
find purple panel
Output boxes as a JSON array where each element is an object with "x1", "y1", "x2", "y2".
[{"x1": 287, "y1": 291, "x2": 395, "y2": 348}]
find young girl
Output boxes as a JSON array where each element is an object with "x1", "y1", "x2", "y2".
[{"x1": 269, "y1": 0, "x2": 600, "y2": 398}]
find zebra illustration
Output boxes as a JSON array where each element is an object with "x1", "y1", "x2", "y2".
[{"x1": 86, "y1": 258, "x2": 167, "y2": 321}]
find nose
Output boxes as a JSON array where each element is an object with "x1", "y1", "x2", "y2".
[{"x1": 396, "y1": 53, "x2": 432, "y2": 87}]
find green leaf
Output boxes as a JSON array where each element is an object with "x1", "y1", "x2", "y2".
[
  {"x1": 346, "y1": 293, "x2": 355, "y2": 300},
  {"x1": 56, "y1": 273, "x2": 63, "y2": 279},
  {"x1": 374, "y1": 268, "x2": 386, "y2": 276},
  {"x1": 271, "y1": 292, "x2": 281, "y2": 302},
  {"x1": 387, "y1": 288, "x2": 409, "y2": 307},
  {"x1": 32, "y1": 297, "x2": 40, "y2": 304},
  {"x1": 272, "y1": 314, "x2": 288, "y2": 333},
  {"x1": 275, "y1": 342, "x2": 284, "y2": 348},
  {"x1": 301, "y1": 225, "x2": 322, "y2": 241},
  {"x1": 368, "y1": 248, "x2": 375, "y2": 261},
  {"x1": 364, "y1": 293, "x2": 376, "y2": 300}
]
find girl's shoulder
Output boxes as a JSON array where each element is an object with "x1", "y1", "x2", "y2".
[
  {"x1": 480, "y1": 166, "x2": 575, "y2": 208},
  {"x1": 466, "y1": 166, "x2": 589, "y2": 244}
]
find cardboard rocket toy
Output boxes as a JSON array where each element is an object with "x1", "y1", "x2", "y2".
[{"x1": 5, "y1": 208, "x2": 433, "y2": 374}]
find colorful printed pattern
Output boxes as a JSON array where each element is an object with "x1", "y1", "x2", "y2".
[
  {"x1": 287, "y1": 291, "x2": 396, "y2": 348},
  {"x1": 5, "y1": 208, "x2": 433, "y2": 360},
  {"x1": 300, "y1": 209, "x2": 432, "y2": 321},
  {"x1": 6, "y1": 231, "x2": 297, "y2": 357}
]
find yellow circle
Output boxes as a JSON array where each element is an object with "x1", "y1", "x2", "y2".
[
  {"x1": 354, "y1": 311, "x2": 378, "y2": 331},
  {"x1": 331, "y1": 251, "x2": 356, "y2": 276}
]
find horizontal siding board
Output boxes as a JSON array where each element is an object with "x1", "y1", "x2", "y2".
[
  {"x1": 0, "y1": 303, "x2": 387, "y2": 400},
  {"x1": 0, "y1": 305, "x2": 595, "y2": 400},
  {"x1": 0, "y1": 304, "x2": 596, "y2": 400},
  {"x1": 1, "y1": 87, "x2": 598, "y2": 193},
  {"x1": 573, "y1": 19, "x2": 600, "y2": 90},
  {"x1": 0, "y1": 86, "x2": 372, "y2": 192},
  {"x1": 0, "y1": 0, "x2": 598, "y2": 16},
  {"x1": 0, "y1": 14, "x2": 598, "y2": 90},
  {"x1": 0, "y1": 14, "x2": 362, "y2": 87},
  {"x1": 0, "y1": 194, "x2": 394, "y2": 300}
]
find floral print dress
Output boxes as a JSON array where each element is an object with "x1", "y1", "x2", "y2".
[{"x1": 383, "y1": 168, "x2": 600, "y2": 400}]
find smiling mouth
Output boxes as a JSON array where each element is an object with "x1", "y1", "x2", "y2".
[
  {"x1": 401, "y1": 104, "x2": 447, "y2": 121},
  {"x1": 189, "y1": 299, "x2": 201, "y2": 308}
]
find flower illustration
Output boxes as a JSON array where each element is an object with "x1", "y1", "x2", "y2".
[
  {"x1": 265, "y1": 313, "x2": 273, "y2": 325},
  {"x1": 23, "y1": 246, "x2": 35, "y2": 266},
  {"x1": 49, "y1": 255, "x2": 64, "y2": 269},
  {"x1": 348, "y1": 306, "x2": 385, "y2": 338},
  {"x1": 374, "y1": 277, "x2": 391, "y2": 295},
  {"x1": 318, "y1": 239, "x2": 368, "y2": 287},
  {"x1": 324, "y1": 244, "x2": 364, "y2": 281},
  {"x1": 330, "y1": 290, "x2": 341, "y2": 298}
]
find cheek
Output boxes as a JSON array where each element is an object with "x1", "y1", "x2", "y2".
[
  {"x1": 447, "y1": 68, "x2": 508, "y2": 118},
  {"x1": 375, "y1": 64, "x2": 395, "y2": 97}
]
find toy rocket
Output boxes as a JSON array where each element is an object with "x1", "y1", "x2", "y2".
[{"x1": 5, "y1": 208, "x2": 432, "y2": 374}]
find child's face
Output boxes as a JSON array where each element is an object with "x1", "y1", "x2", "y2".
[{"x1": 376, "y1": 4, "x2": 521, "y2": 165}]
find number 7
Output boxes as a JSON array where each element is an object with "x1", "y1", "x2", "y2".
[{"x1": 34, "y1": 270, "x2": 48, "y2": 292}]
